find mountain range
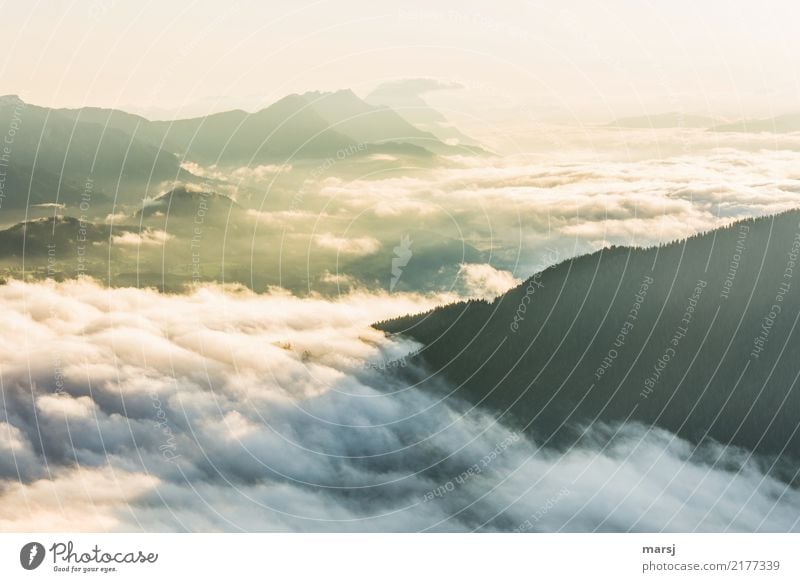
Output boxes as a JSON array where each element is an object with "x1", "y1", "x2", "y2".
[
  {"x1": 605, "y1": 110, "x2": 800, "y2": 133},
  {"x1": 607, "y1": 111, "x2": 722, "y2": 129},
  {"x1": 377, "y1": 210, "x2": 800, "y2": 462},
  {"x1": 0, "y1": 94, "x2": 184, "y2": 208},
  {"x1": 0, "y1": 90, "x2": 480, "y2": 209},
  {"x1": 365, "y1": 80, "x2": 480, "y2": 147},
  {"x1": 711, "y1": 113, "x2": 800, "y2": 133},
  {"x1": 55, "y1": 89, "x2": 475, "y2": 163}
]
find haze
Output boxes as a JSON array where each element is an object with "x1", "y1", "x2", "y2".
[{"x1": 2, "y1": 0, "x2": 799, "y2": 129}]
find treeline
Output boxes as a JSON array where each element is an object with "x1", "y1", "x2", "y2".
[{"x1": 377, "y1": 210, "x2": 800, "y2": 461}]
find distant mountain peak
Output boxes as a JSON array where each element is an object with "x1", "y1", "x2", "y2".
[
  {"x1": 377, "y1": 210, "x2": 800, "y2": 457},
  {"x1": 606, "y1": 111, "x2": 722, "y2": 129},
  {"x1": 711, "y1": 112, "x2": 800, "y2": 133},
  {"x1": 0, "y1": 94, "x2": 24, "y2": 106},
  {"x1": 152, "y1": 185, "x2": 237, "y2": 205},
  {"x1": 302, "y1": 88, "x2": 360, "y2": 99}
]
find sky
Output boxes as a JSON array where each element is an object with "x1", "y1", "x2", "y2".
[
  {"x1": 3, "y1": 1, "x2": 800, "y2": 533},
  {"x1": 1, "y1": 0, "x2": 798, "y2": 124}
]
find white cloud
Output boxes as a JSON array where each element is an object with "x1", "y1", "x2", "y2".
[
  {"x1": 319, "y1": 271, "x2": 361, "y2": 288},
  {"x1": 302, "y1": 141, "x2": 800, "y2": 277},
  {"x1": 37, "y1": 394, "x2": 96, "y2": 419},
  {"x1": 458, "y1": 263, "x2": 520, "y2": 298},
  {"x1": 0, "y1": 278, "x2": 797, "y2": 532},
  {"x1": 178, "y1": 131, "x2": 800, "y2": 287},
  {"x1": 314, "y1": 233, "x2": 381, "y2": 256},
  {"x1": 231, "y1": 163, "x2": 292, "y2": 181},
  {"x1": 104, "y1": 212, "x2": 129, "y2": 224},
  {"x1": 0, "y1": 467, "x2": 158, "y2": 532},
  {"x1": 110, "y1": 229, "x2": 174, "y2": 247}
]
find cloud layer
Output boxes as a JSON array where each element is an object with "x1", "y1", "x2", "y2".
[
  {"x1": 216, "y1": 130, "x2": 800, "y2": 285},
  {"x1": 0, "y1": 278, "x2": 797, "y2": 532}
]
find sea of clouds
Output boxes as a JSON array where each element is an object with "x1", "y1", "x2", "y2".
[
  {"x1": 218, "y1": 129, "x2": 800, "y2": 287},
  {"x1": 1, "y1": 278, "x2": 798, "y2": 532}
]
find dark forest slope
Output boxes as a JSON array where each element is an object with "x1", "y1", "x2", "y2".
[{"x1": 377, "y1": 211, "x2": 800, "y2": 458}]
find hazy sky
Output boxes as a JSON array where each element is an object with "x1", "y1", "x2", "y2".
[{"x1": 1, "y1": 0, "x2": 798, "y2": 123}]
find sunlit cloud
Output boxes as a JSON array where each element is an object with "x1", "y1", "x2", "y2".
[
  {"x1": 314, "y1": 233, "x2": 381, "y2": 256},
  {"x1": 0, "y1": 278, "x2": 797, "y2": 532},
  {"x1": 457, "y1": 263, "x2": 520, "y2": 298},
  {"x1": 110, "y1": 230, "x2": 174, "y2": 247}
]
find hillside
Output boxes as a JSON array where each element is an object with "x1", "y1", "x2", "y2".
[
  {"x1": 305, "y1": 89, "x2": 478, "y2": 155},
  {"x1": 0, "y1": 95, "x2": 187, "y2": 206},
  {"x1": 607, "y1": 111, "x2": 721, "y2": 128},
  {"x1": 0, "y1": 163, "x2": 104, "y2": 209},
  {"x1": 711, "y1": 113, "x2": 800, "y2": 133},
  {"x1": 365, "y1": 80, "x2": 481, "y2": 147},
  {"x1": 138, "y1": 186, "x2": 243, "y2": 223},
  {"x1": 54, "y1": 90, "x2": 471, "y2": 165},
  {"x1": 377, "y1": 211, "x2": 800, "y2": 459}
]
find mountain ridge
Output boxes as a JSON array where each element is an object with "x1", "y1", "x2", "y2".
[
  {"x1": 47, "y1": 89, "x2": 476, "y2": 163},
  {"x1": 376, "y1": 210, "x2": 800, "y2": 460},
  {"x1": 710, "y1": 113, "x2": 800, "y2": 133}
]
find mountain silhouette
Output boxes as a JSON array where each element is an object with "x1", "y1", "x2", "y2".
[
  {"x1": 607, "y1": 111, "x2": 721, "y2": 129},
  {"x1": 138, "y1": 186, "x2": 242, "y2": 223},
  {"x1": 0, "y1": 96, "x2": 187, "y2": 206},
  {"x1": 0, "y1": 90, "x2": 479, "y2": 211},
  {"x1": 0, "y1": 163, "x2": 106, "y2": 209},
  {"x1": 377, "y1": 211, "x2": 800, "y2": 460},
  {"x1": 54, "y1": 90, "x2": 472, "y2": 165},
  {"x1": 306, "y1": 89, "x2": 479, "y2": 155},
  {"x1": 366, "y1": 79, "x2": 480, "y2": 147},
  {"x1": 711, "y1": 113, "x2": 800, "y2": 133},
  {"x1": 58, "y1": 94, "x2": 356, "y2": 165}
]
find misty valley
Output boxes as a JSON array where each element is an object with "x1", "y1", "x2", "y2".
[{"x1": 2, "y1": 86, "x2": 800, "y2": 533}]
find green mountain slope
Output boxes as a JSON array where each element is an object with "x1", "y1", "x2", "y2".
[
  {"x1": 55, "y1": 90, "x2": 477, "y2": 165},
  {"x1": 607, "y1": 111, "x2": 721, "y2": 128},
  {"x1": 711, "y1": 113, "x2": 800, "y2": 133},
  {"x1": 377, "y1": 211, "x2": 800, "y2": 458},
  {"x1": 0, "y1": 95, "x2": 186, "y2": 206}
]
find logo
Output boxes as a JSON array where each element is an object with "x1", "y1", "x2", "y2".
[
  {"x1": 20, "y1": 542, "x2": 46, "y2": 570},
  {"x1": 390, "y1": 235, "x2": 413, "y2": 291}
]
